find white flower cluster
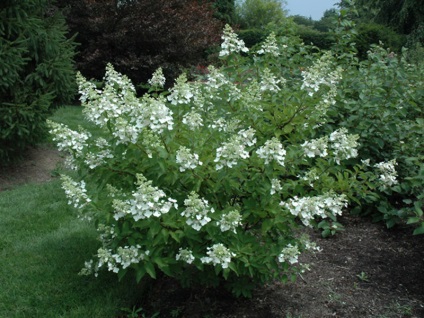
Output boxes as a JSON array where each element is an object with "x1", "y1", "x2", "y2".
[
  {"x1": 176, "y1": 146, "x2": 202, "y2": 172},
  {"x1": 299, "y1": 168, "x2": 320, "y2": 187},
  {"x1": 182, "y1": 108, "x2": 204, "y2": 130},
  {"x1": 257, "y1": 32, "x2": 280, "y2": 57},
  {"x1": 97, "y1": 245, "x2": 149, "y2": 273},
  {"x1": 277, "y1": 244, "x2": 300, "y2": 264},
  {"x1": 329, "y1": 128, "x2": 359, "y2": 164},
  {"x1": 301, "y1": 136, "x2": 329, "y2": 158},
  {"x1": 112, "y1": 174, "x2": 177, "y2": 221},
  {"x1": 215, "y1": 128, "x2": 256, "y2": 170},
  {"x1": 84, "y1": 137, "x2": 114, "y2": 169},
  {"x1": 140, "y1": 129, "x2": 163, "y2": 158},
  {"x1": 260, "y1": 68, "x2": 285, "y2": 92},
  {"x1": 77, "y1": 65, "x2": 174, "y2": 146},
  {"x1": 135, "y1": 95, "x2": 174, "y2": 134},
  {"x1": 217, "y1": 210, "x2": 242, "y2": 234},
  {"x1": 47, "y1": 120, "x2": 90, "y2": 157},
  {"x1": 219, "y1": 24, "x2": 249, "y2": 57},
  {"x1": 148, "y1": 67, "x2": 166, "y2": 88},
  {"x1": 181, "y1": 192, "x2": 215, "y2": 231},
  {"x1": 256, "y1": 137, "x2": 286, "y2": 166},
  {"x1": 167, "y1": 73, "x2": 194, "y2": 105},
  {"x1": 208, "y1": 117, "x2": 228, "y2": 132},
  {"x1": 97, "y1": 223, "x2": 116, "y2": 244},
  {"x1": 61, "y1": 175, "x2": 91, "y2": 210},
  {"x1": 240, "y1": 80, "x2": 263, "y2": 111},
  {"x1": 301, "y1": 52, "x2": 342, "y2": 97},
  {"x1": 281, "y1": 193, "x2": 348, "y2": 227},
  {"x1": 79, "y1": 64, "x2": 135, "y2": 128},
  {"x1": 270, "y1": 178, "x2": 282, "y2": 195},
  {"x1": 374, "y1": 159, "x2": 398, "y2": 189},
  {"x1": 176, "y1": 248, "x2": 195, "y2": 264},
  {"x1": 200, "y1": 243, "x2": 235, "y2": 269},
  {"x1": 205, "y1": 66, "x2": 230, "y2": 92}
]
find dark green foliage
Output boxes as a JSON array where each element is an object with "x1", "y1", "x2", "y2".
[
  {"x1": 0, "y1": 0, "x2": 77, "y2": 162},
  {"x1": 56, "y1": 0, "x2": 223, "y2": 86},
  {"x1": 295, "y1": 25, "x2": 333, "y2": 50},
  {"x1": 209, "y1": 0, "x2": 236, "y2": 23},
  {"x1": 355, "y1": 23, "x2": 406, "y2": 59},
  {"x1": 327, "y1": 42, "x2": 424, "y2": 232},
  {"x1": 238, "y1": 29, "x2": 268, "y2": 48}
]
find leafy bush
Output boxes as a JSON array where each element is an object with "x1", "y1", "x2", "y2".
[
  {"x1": 49, "y1": 25, "x2": 393, "y2": 296},
  {"x1": 295, "y1": 25, "x2": 333, "y2": 50},
  {"x1": 355, "y1": 23, "x2": 406, "y2": 59},
  {"x1": 328, "y1": 43, "x2": 424, "y2": 233},
  {"x1": 56, "y1": 0, "x2": 223, "y2": 86},
  {"x1": 0, "y1": 0, "x2": 76, "y2": 161}
]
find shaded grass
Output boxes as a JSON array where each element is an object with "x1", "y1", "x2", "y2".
[
  {"x1": 48, "y1": 105, "x2": 106, "y2": 140},
  {"x1": 0, "y1": 180, "x2": 143, "y2": 317}
]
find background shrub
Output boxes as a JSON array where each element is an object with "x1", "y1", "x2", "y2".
[
  {"x1": 56, "y1": 0, "x2": 223, "y2": 86},
  {"x1": 355, "y1": 23, "x2": 406, "y2": 59},
  {"x1": 0, "y1": 0, "x2": 77, "y2": 162}
]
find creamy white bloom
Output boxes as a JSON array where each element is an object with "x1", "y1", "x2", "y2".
[
  {"x1": 97, "y1": 245, "x2": 149, "y2": 273},
  {"x1": 281, "y1": 193, "x2": 348, "y2": 227},
  {"x1": 113, "y1": 174, "x2": 177, "y2": 221},
  {"x1": 259, "y1": 68, "x2": 284, "y2": 92},
  {"x1": 374, "y1": 159, "x2": 398, "y2": 189},
  {"x1": 148, "y1": 67, "x2": 166, "y2": 88},
  {"x1": 47, "y1": 120, "x2": 90, "y2": 157},
  {"x1": 219, "y1": 24, "x2": 249, "y2": 56},
  {"x1": 176, "y1": 248, "x2": 195, "y2": 264},
  {"x1": 167, "y1": 73, "x2": 194, "y2": 105},
  {"x1": 200, "y1": 243, "x2": 235, "y2": 269},
  {"x1": 301, "y1": 52, "x2": 342, "y2": 97},
  {"x1": 257, "y1": 32, "x2": 280, "y2": 57},
  {"x1": 329, "y1": 128, "x2": 359, "y2": 164},
  {"x1": 256, "y1": 137, "x2": 286, "y2": 166},
  {"x1": 176, "y1": 146, "x2": 202, "y2": 172},
  {"x1": 217, "y1": 210, "x2": 242, "y2": 233},
  {"x1": 214, "y1": 128, "x2": 256, "y2": 170},
  {"x1": 278, "y1": 244, "x2": 300, "y2": 264},
  {"x1": 270, "y1": 178, "x2": 282, "y2": 195},
  {"x1": 61, "y1": 175, "x2": 91, "y2": 209},
  {"x1": 182, "y1": 109, "x2": 204, "y2": 130},
  {"x1": 302, "y1": 136, "x2": 329, "y2": 158},
  {"x1": 135, "y1": 95, "x2": 174, "y2": 133},
  {"x1": 181, "y1": 192, "x2": 214, "y2": 231}
]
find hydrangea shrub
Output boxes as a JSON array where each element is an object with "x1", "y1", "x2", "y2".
[{"x1": 48, "y1": 25, "x2": 396, "y2": 296}]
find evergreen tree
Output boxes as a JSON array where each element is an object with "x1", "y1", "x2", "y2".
[{"x1": 0, "y1": 0, "x2": 77, "y2": 161}]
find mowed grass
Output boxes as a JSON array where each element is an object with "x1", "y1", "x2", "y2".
[{"x1": 0, "y1": 106, "x2": 142, "y2": 317}]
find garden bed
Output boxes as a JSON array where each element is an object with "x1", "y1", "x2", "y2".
[{"x1": 2, "y1": 146, "x2": 424, "y2": 317}]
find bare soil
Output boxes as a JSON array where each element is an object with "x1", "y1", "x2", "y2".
[{"x1": 1, "y1": 146, "x2": 424, "y2": 318}]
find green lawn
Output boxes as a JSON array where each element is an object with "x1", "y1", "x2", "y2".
[{"x1": 0, "y1": 106, "x2": 142, "y2": 317}]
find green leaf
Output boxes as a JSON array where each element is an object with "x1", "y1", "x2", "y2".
[
  {"x1": 228, "y1": 262, "x2": 239, "y2": 275},
  {"x1": 136, "y1": 267, "x2": 146, "y2": 283},
  {"x1": 169, "y1": 231, "x2": 181, "y2": 242},
  {"x1": 261, "y1": 218, "x2": 273, "y2": 234},
  {"x1": 413, "y1": 224, "x2": 424, "y2": 235},
  {"x1": 117, "y1": 268, "x2": 128, "y2": 281},
  {"x1": 145, "y1": 262, "x2": 156, "y2": 279},
  {"x1": 407, "y1": 217, "x2": 420, "y2": 224}
]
